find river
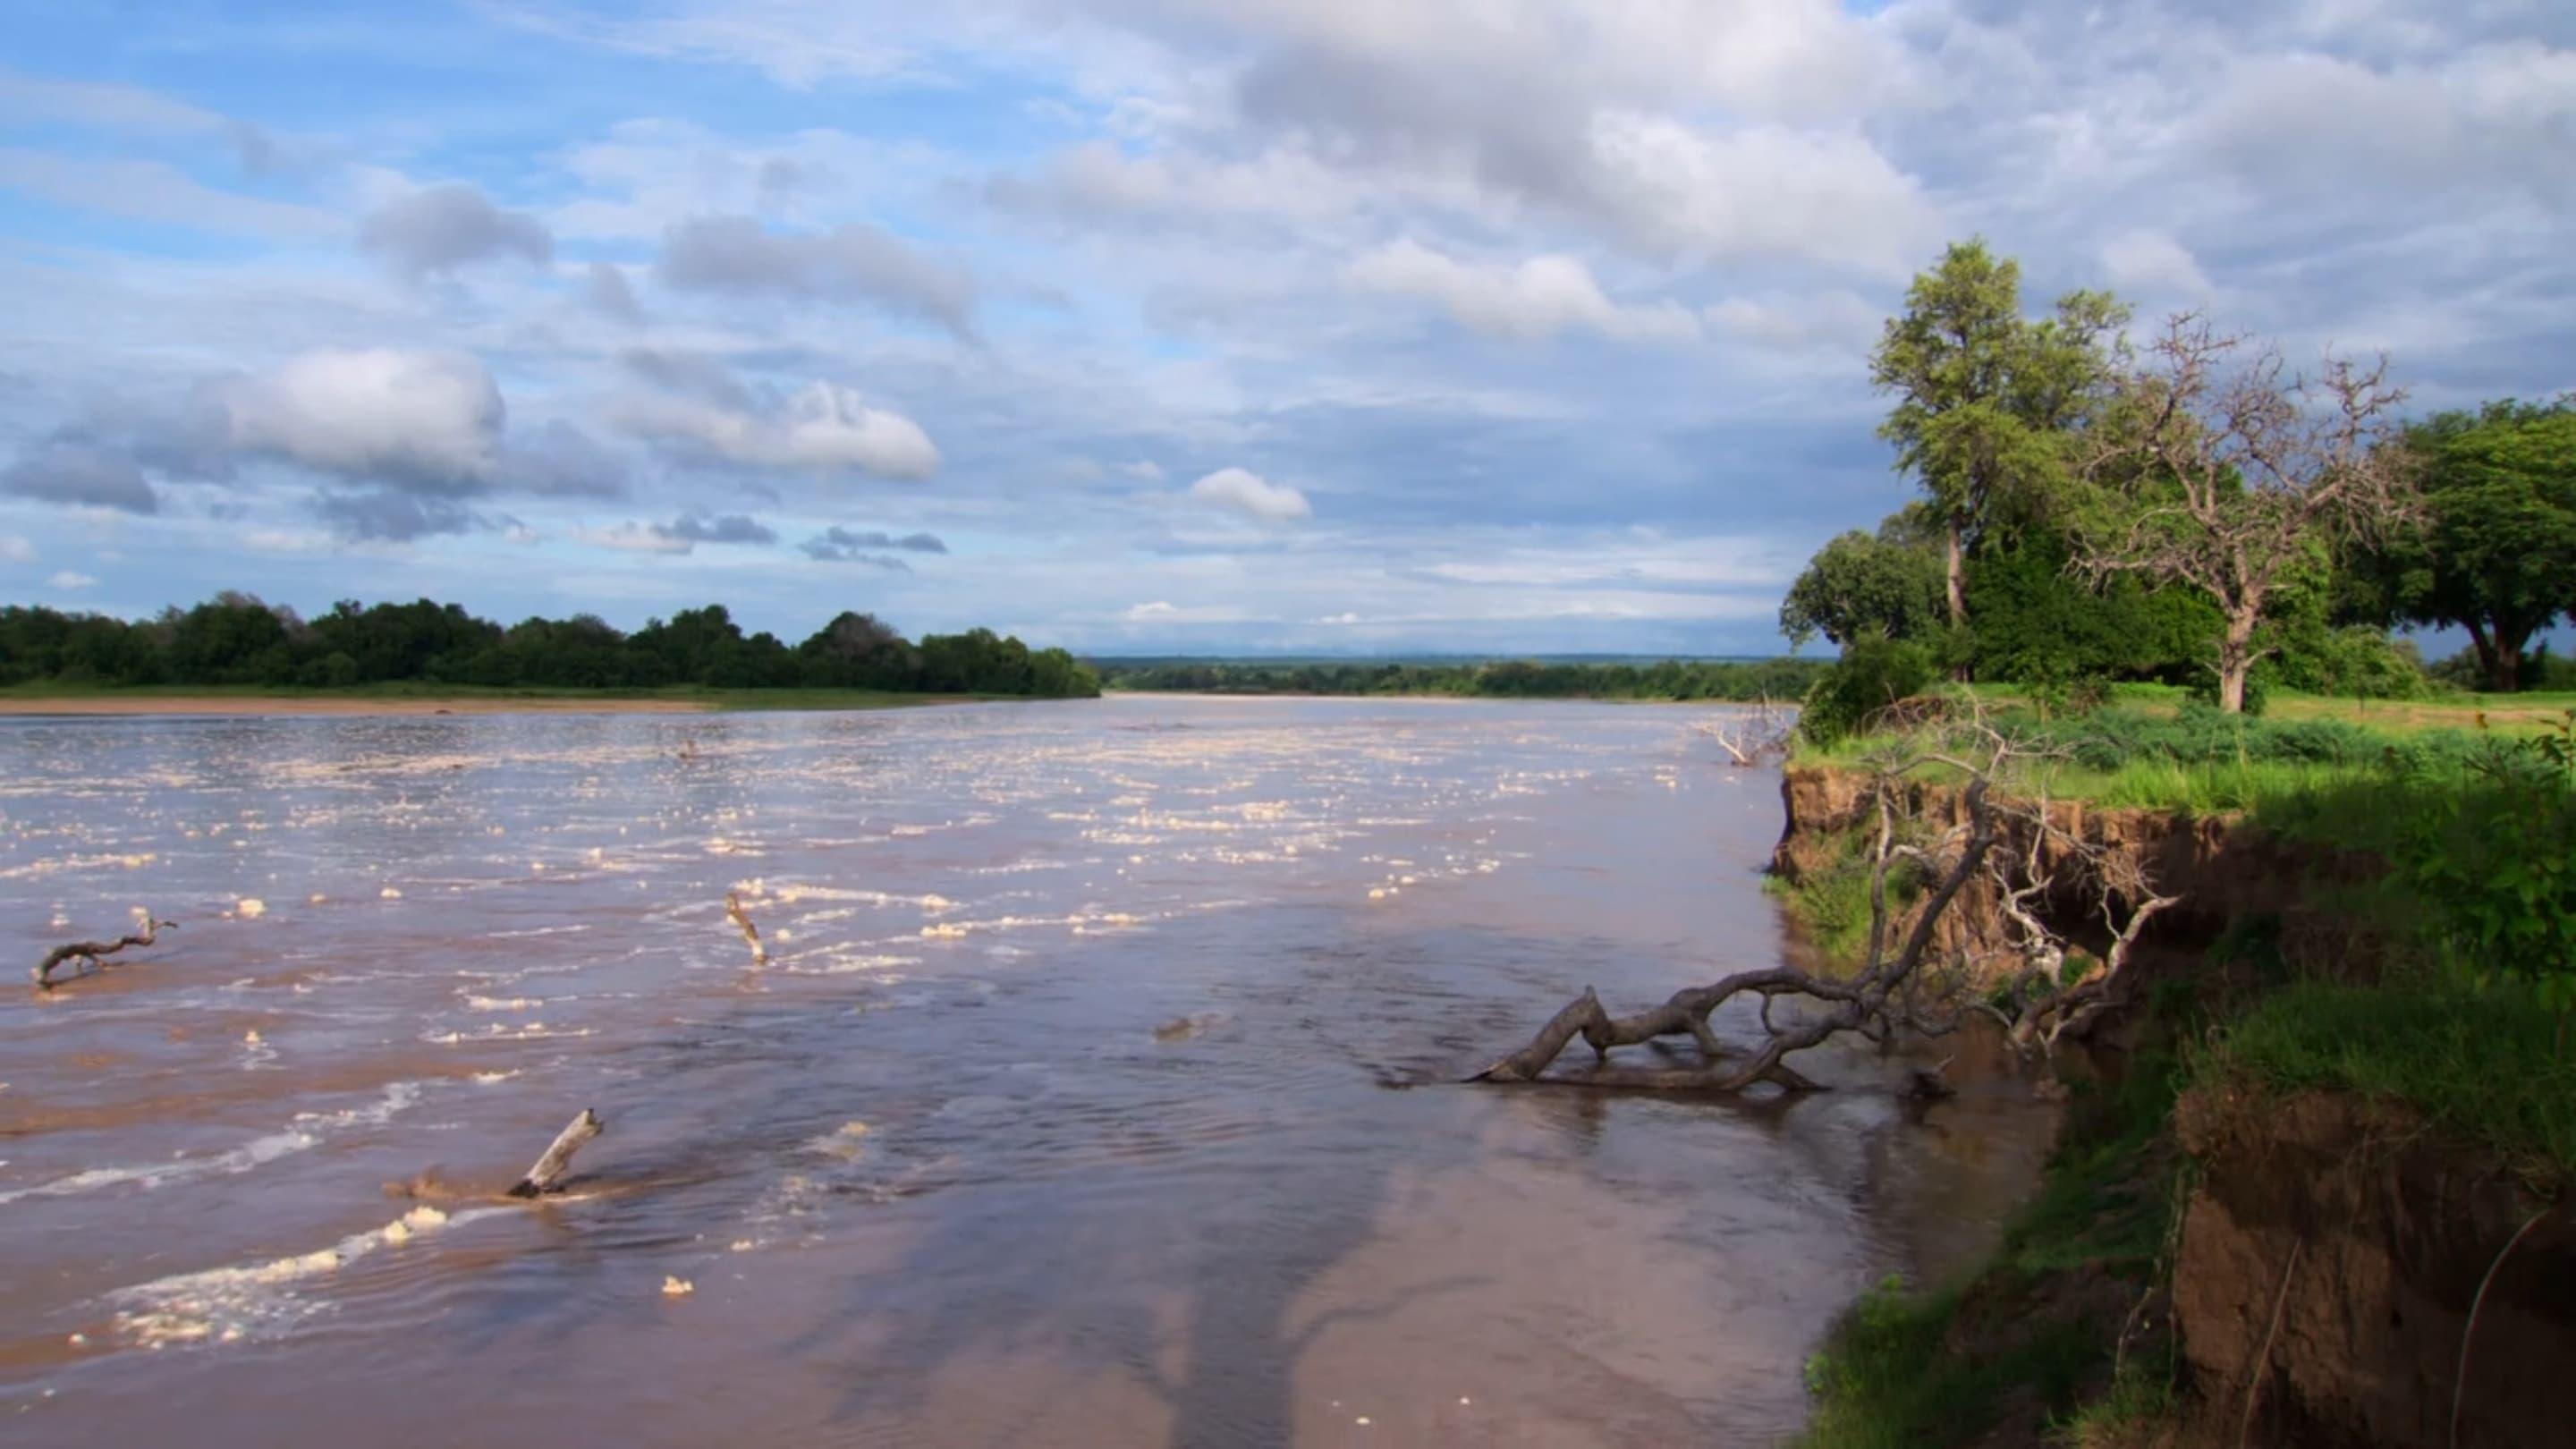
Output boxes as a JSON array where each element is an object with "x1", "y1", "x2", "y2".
[{"x1": 0, "y1": 695, "x2": 2055, "y2": 1446}]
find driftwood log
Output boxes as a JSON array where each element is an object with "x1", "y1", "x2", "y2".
[
  {"x1": 507, "y1": 1109, "x2": 604, "y2": 1198},
  {"x1": 1473, "y1": 766, "x2": 2002, "y2": 1093},
  {"x1": 724, "y1": 891, "x2": 769, "y2": 966},
  {"x1": 34, "y1": 913, "x2": 175, "y2": 990}
]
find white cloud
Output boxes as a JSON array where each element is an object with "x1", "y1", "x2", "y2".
[
  {"x1": 1119, "y1": 459, "x2": 1166, "y2": 482},
  {"x1": 47, "y1": 570, "x2": 97, "y2": 589},
  {"x1": 1705, "y1": 289, "x2": 1883, "y2": 353},
  {"x1": 614, "y1": 380, "x2": 940, "y2": 479},
  {"x1": 1351, "y1": 238, "x2": 1699, "y2": 343},
  {"x1": 1120, "y1": 599, "x2": 1246, "y2": 623},
  {"x1": 222, "y1": 349, "x2": 504, "y2": 485},
  {"x1": 1189, "y1": 466, "x2": 1312, "y2": 521},
  {"x1": 0, "y1": 534, "x2": 32, "y2": 563},
  {"x1": 2099, "y1": 229, "x2": 2215, "y2": 300},
  {"x1": 1586, "y1": 117, "x2": 1939, "y2": 275}
]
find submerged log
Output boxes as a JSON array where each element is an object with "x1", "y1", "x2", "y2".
[
  {"x1": 725, "y1": 891, "x2": 769, "y2": 966},
  {"x1": 34, "y1": 912, "x2": 175, "y2": 990},
  {"x1": 507, "y1": 1109, "x2": 604, "y2": 1198}
]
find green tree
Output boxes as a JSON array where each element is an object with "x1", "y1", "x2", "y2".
[
  {"x1": 1779, "y1": 508, "x2": 1946, "y2": 648},
  {"x1": 2379, "y1": 400, "x2": 2576, "y2": 691},
  {"x1": 1869, "y1": 240, "x2": 2128, "y2": 666}
]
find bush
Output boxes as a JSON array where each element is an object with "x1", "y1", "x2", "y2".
[
  {"x1": 1801, "y1": 637, "x2": 1936, "y2": 745},
  {"x1": 2274, "y1": 625, "x2": 2435, "y2": 700}
]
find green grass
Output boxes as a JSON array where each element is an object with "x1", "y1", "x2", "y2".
[
  {"x1": 1795, "y1": 1278, "x2": 2104, "y2": 1449},
  {"x1": 0, "y1": 681, "x2": 1007, "y2": 712},
  {"x1": 2191, "y1": 981, "x2": 2576, "y2": 1183}
]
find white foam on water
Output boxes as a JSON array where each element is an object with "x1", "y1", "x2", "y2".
[
  {"x1": 0, "y1": 1082, "x2": 423, "y2": 1207},
  {"x1": 107, "y1": 1203, "x2": 509, "y2": 1349},
  {"x1": 0, "y1": 852, "x2": 159, "y2": 882}
]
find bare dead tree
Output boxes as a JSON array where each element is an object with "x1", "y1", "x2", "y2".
[
  {"x1": 34, "y1": 911, "x2": 176, "y2": 990},
  {"x1": 2078, "y1": 313, "x2": 2417, "y2": 712},
  {"x1": 724, "y1": 890, "x2": 769, "y2": 966},
  {"x1": 1694, "y1": 699, "x2": 1792, "y2": 767},
  {"x1": 1472, "y1": 740, "x2": 2012, "y2": 1093}
]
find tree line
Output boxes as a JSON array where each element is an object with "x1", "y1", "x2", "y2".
[
  {"x1": 1096, "y1": 657, "x2": 1830, "y2": 700},
  {"x1": 0, "y1": 594, "x2": 1101, "y2": 699},
  {"x1": 1787, "y1": 239, "x2": 2576, "y2": 712}
]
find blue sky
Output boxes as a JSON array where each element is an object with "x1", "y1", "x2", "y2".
[{"x1": 2, "y1": 0, "x2": 2571, "y2": 655}]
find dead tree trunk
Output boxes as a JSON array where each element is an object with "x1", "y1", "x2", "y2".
[
  {"x1": 508, "y1": 1109, "x2": 603, "y2": 1198},
  {"x1": 1472, "y1": 760, "x2": 2004, "y2": 1093},
  {"x1": 34, "y1": 912, "x2": 175, "y2": 990}
]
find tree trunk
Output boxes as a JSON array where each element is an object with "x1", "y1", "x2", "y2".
[
  {"x1": 2491, "y1": 622, "x2": 2529, "y2": 693},
  {"x1": 2467, "y1": 620, "x2": 2506, "y2": 693},
  {"x1": 2216, "y1": 607, "x2": 2258, "y2": 714},
  {"x1": 1945, "y1": 518, "x2": 1970, "y2": 682}
]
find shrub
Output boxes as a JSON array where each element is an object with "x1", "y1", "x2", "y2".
[{"x1": 1801, "y1": 637, "x2": 1936, "y2": 745}]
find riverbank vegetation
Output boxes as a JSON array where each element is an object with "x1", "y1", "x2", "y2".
[
  {"x1": 0, "y1": 594, "x2": 1100, "y2": 699},
  {"x1": 1785, "y1": 237, "x2": 2572, "y2": 1445}
]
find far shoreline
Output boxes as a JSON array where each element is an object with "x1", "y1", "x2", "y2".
[{"x1": 0, "y1": 688, "x2": 1008, "y2": 718}]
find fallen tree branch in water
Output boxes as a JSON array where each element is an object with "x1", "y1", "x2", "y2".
[
  {"x1": 724, "y1": 890, "x2": 769, "y2": 966},
  {"x1": 508, "y1": 1109, "x2": 604, "y2": 1198},
  {"x1": 34, "y1": 911, "x2": 175, "y2": 990},
  {"x1": 1471, "y1": 735, "x2": 2006, "y2": 1094}
]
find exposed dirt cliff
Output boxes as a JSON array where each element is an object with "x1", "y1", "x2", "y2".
[
  {"x1": 2171, "y1": 1089, "x2": 2574, "y2": 1449},
  {"x1": 1770, "y1": 763, "x2": 2389, "y2": 987}
]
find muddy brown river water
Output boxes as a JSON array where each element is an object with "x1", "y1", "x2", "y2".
[{"x1": 0, "y1": 695, "x2": 2055, "y2": 1446}]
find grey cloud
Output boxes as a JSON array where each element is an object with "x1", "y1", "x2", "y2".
[
  {"x1": 359, "y1": 183, "x2": 554, "y2": 278},
  {"x1": 587, "y1": 260, "x2": 644, "y2": 322},
  {"x1": 312, "y1": 488, "x2": 478, "y2": 541},
  {"x1": 491, "y1": 419, "x2": 628, "y2": 498},
  {"x1": 621, "y1": 347, "x2": 753, "y2": 409},
  {"x1": 800, "y1": 526, "x2": 946, "y2": 562},
  {"x1": 662, "y1": 511, "x2": 777, "y2": 546},
  {"x1": 658, "y1": 215, "x2": 979, "y2": 339},
  {"x1": 0, "y1": 443, "x2": 160, "y2": 513}
]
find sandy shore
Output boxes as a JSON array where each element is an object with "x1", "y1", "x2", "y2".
[{"x1": 0, "y1": 695, "x2": 716, "y2": 717}]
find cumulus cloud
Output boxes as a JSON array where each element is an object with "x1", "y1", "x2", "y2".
[
  {"x1": 614, "y1": 378, "x2": 940, "y2": 479},
  {"x1": 359, "y1": 183, "x2": 554, "y2": 277},
  {"x1": 46, "y1": 570, "x2": 97, "y2": 589},
  {"x1": 2099, "y1": 229, "x2": 2216, "y2": 301},
  {"x1": 658, "y1": 215, "x2": 979, "y2": 338},
  {"x1": 222, "y1": 348, "x2": 504, "y2": 489},
  {"x1": 1351, "y1": 239, "x2": 1699, "y2": 343},
  {"x1": 1, "y1": 442, "x2": 160, "y2": 513},
  {"x1": 800, "y1": 526, "x2": 947, "y2": 562},
  {"x1": 1189, "y1": 466, "x2": 1312, "y2": 521},
  {"x1": 1119, "y1": 460, "x2": 1166, "y2": 483},
  {"x1": 0, "y1": 533, "x2": 32, "y2": 563}
]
